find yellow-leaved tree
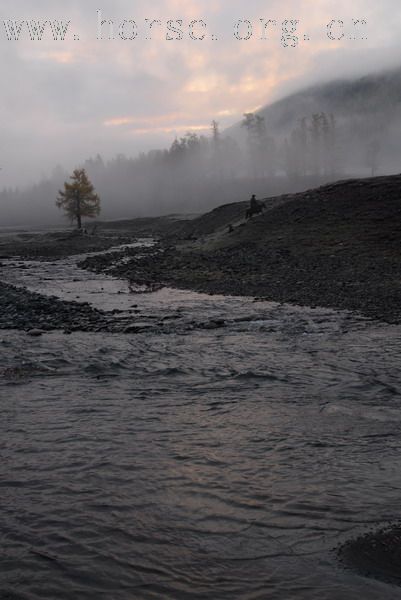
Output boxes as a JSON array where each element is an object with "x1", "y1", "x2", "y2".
[{"x1": 56, "y1": 168, "x2": 100, "y2": 230}]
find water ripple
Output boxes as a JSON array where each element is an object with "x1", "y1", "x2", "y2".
[{"x1": 1, "y1": 257, "x2": 401, "y2": 598}]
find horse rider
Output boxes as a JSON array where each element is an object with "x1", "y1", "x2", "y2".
[{"x1": 250, "y1": 194, "x2": 258, "y2": 210}]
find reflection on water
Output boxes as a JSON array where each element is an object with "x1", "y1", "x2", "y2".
[{"x1": 1, "y1": 252, "x2": 401, "y2": 599}]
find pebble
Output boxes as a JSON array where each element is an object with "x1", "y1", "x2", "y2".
[{"x1": 27, "y1": 328, "x2": 44, "y2": 337}]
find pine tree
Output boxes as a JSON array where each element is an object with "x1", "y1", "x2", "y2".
[
  {"x1": 211, "y1": 120, "x2": 223, "y2": 180},
  {"x1": 241, "y1": 113, "x2": 276, "y2": 177},
  {"x1": 56, "y1": 168, "x2": 100, "y2": 229},
  {"x1": 365, "y1": 140, "x2": 381, "y2": 176}
]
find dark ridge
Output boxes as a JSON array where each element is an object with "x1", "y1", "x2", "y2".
[
  {"x1": 0, "y1": 281, "x2": 109, "y2": 332},
  {"x1": 337, "y1": 525, "x2": 401, "y2": 586},
  {"x1": 81, "y1": 174, "x2": 401, "y2": 324},
  {"x1": 226, "y1": 66, "x2": 401, "y2": 139}
]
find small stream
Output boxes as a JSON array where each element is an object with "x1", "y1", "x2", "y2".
[{"x1": 1, "y1": 245, "x2": 401, "y2": 599}]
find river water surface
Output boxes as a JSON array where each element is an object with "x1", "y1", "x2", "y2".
[{"x1": 1, "y1": 248, "x2": 401, "y2": 599}]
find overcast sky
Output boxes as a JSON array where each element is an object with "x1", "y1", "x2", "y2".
[{"x1": 1, "y1": 0, "x2": 400, "y2": 186}]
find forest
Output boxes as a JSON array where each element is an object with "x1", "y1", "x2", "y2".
[{"x1": 0, "y1": 109, "x2": 382, "y2": 226}]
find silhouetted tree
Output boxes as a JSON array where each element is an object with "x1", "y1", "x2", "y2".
[
  {"x1": 242, "y1": 113, "x2": 276, "y2": 177},
  {"x1": 284, "y1": 112, "x2": 340, "y2": 179},
  {"x1": 211, "y1": 120, "x2": 220, "y2": 145},
  {"x1": 211, "y1": 120, "x2": 222, "y2": 180},
  {"x1": 365, "y1": 140, "x2": 381, "y2": 176},
  {"x1": 56, "y1": 168, "x2": 100, "y2": 229},
  {"x1": 310, "y1": 113, "x2": 323, "y2": 176}
]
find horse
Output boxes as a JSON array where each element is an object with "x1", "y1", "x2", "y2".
[{"x1": 246, "y1": 201, "x2": 265, "y2": 219}]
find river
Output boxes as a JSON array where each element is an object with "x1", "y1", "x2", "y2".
[{"x1": 1, "y1": 246, "x2": 401, "y2": 599}]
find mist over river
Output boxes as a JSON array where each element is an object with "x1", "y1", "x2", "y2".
[{"x1": 1, "y1": 248, "x2": 401, "y2": 599}]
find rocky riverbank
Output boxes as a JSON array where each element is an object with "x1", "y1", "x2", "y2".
[
  {"x1": 0, "y1": 280, "x2": 114, "y2": 333},
  {"x1": 79, "y1": 174, "x2": 401, "y2": 324},
  {"x1": 0, "y1": 229, "x2": 140, "y2": 333},
  {"x1": 0, "y1": 229, "x2": 134, "y2": 260},
  {"x1": 2, "y1": 174, "x2": 401, "y2": 331},
  {"x1": 338, "y1": 525, "x2": 401, "y2": 586}
]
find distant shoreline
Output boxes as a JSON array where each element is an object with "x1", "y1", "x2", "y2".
[
  {"x1": 80, "y1": 174, "x2": 401, "y2": 325},
  {"x1": 2, "y1": 174, "x2": 401, "y2": 327}
]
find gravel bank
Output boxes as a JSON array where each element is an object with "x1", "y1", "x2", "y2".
[
  {"x1": 338, "y1": 526, "x2": 401, "y2": 586},
  {"x1": 0, "y1": 281, "x2": 111, "y2": 333},
  {"x1": 80, "y1": 175, "x2": 401, "y2": 324}
]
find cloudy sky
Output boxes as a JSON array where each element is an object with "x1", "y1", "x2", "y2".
[{"x1": 1, "y1": 0, "x2": 400, "y2": 186}]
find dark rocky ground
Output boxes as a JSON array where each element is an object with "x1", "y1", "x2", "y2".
[
  {"x1": 2, "y1": 174, "x2": 401, "y2": 333},
  {"x1": 337, "y1": 525, "x2": 401, "y2": 586},
  {"x1": 0, "y1": 280, "x2": 118, "y2": 333},
  {"x1": 0, "y1": 230, "x2": 140, "y2": 333},
  {"x1": 0, "y1": 229, "x2": 133, "y2": 260},
  {"x1": 0, "y1": 279, "x2": 243, "y2": 336},
  {"x1": 80, "y1": 175, "x2": 401, "y2": 324}
]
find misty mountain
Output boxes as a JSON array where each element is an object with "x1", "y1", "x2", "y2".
[
  {"x1": 2, "y1": 66, "x2": 401, "y2": 228},
  {"x1": 227, "y1": 66, "x2": 401, "y2": 173}
]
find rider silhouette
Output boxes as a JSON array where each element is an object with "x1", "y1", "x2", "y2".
[{"x1": 250, "y1": 194, "x2": 258, "y2": 210}]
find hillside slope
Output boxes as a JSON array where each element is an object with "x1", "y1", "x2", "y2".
[
  {"x1": 226, "y1": 67, "x2": 401, "y2": 174},
  {"x1": 83, "y1": 174, "x2": 401, "y2": 323},
  {"x1": 227, "y1": 67, "x2": 401, "y2": 139}
]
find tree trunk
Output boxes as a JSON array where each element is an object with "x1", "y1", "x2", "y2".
[{"x1": 76, "y1": 191, "x2": 82, "y2": 230}]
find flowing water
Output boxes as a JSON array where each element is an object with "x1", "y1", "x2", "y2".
[{"x1": 1, "y1": 246, "x2": 401, "y2": 599}]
